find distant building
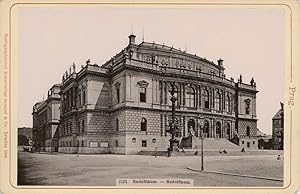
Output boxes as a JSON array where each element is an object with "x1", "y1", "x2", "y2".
[
  {"x1": 32, "y1": 34, "x2": 259, "y2": 154},
  {"x1": 32, "y1": 83, "x2": 61, "y2": 152},
  {"x1": 272, "y1": 103, "x2": 284, "y2": 150},
  {"x1": 256, "y1": 130, "x2": 272, "y2": 149},
  {"x1": 18, "y1": 127, "x2": 32, "y2": 146}
]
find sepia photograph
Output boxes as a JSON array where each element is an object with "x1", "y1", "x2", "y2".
[
  {"x1": 0, "y1": 1, "x2": 297, "y2": 193},
  {"x1": 14, "y1": 4, "x2": 288, "y2": 187}
]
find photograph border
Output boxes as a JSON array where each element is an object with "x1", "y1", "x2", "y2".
[{"x1": 1, "y1": 0, "x2": 299, "y2": 193}]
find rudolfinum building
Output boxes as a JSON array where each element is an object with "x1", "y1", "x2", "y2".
[{"x1": 32, "y1": 34, "x2": 259, "y2": 154}]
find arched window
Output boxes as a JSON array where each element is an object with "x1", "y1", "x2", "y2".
[
  {"x1": 226, "y1": 123, "x2": 231, "y2": 138},
  {"x1": 245, "y1": 99, "x2": 251, "y2": 115},
  {"x1": 202, "y1": 89, "x2": 210, "y2": 109},
  {"x1": 246, "y1": 126, "x2": 250, "y2": 136},
  {"x1": 168, "y1": 84, "x2": 178, "y2": 106},
  {"x1": 141, "y1": 118, "x2": 147, "y2": 131},
  {"x1": 225, "y1": 94, "x2": 230, "y2": 112},
  {"x1": 203, "y1": 120, "x2": 209, "y2": 134},
  {"x1": 215, "y1": 91, "x2": 221, "y2": 111},
  {"x1": 216, "y1": 122, "x2": 221, "y2": 138},
  {"x1": 186, "y1": 86, "x2": 195, "y2": 108}
]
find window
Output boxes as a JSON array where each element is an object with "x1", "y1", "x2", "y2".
[
  {"x1": 253, "y1": 141, "x2": 255, "y2": 144},
  {"x1": 116, "y1": 119, "x2": 119, "y2": 131},
  {"x1": 246, "y1": 126, "x2": 250, "y2": 136},
  {"x1": 140, "y1": 87, "x2": 146, "y2": 102},
  {"x1": 186, "y1": 86, "x2": 195, "y2": 108},
  {"x1": 132, "y1": 138, "x2": 136, "y2": 143},
  {"x1": 116, "y1": 87, "x2": 120, "y2": 103},
  {"x1": 141, "y1": 118, "x2": 147, "y2": 131},
  {"x1": 225, "y1": 94, "x2": 230, "y2": 112},
  {"x1": 78, "y1": 93, "x2": 81, "y2": 106},
  {"x1": 203, "y1": 89, "x2": 210, "y2": 109},
  {"x1": 215, "y1": 92, "x2": 221, "y2": 110},
  {"x1": 245, "y1": 99, "x2": 251, "y2": 115},
  {"x1": 216, "y1": 122, "x2": 221, "y2": 137},
  {"x1": 82, "y1": 90, "x2": 86, "y2": 105},
  {"x1": 142, "y1": 140, "x2": 147, "y2": 147},
  {"x1": 82, "y1": 120, "x2": 85, "y2": 133},
  {"x1": 82, "y1": 140, "x2": 84, "y2": 147},
  {"x1": 115, "y1": 140, "x2": 119, "y2": 147},
  {"x1": 203, "y1": 120, "x2": 209, "y2": 134},
  {"x1": 152, "y1": 138, "x2": 156, "y2": 143},
  {"x1": 242, "y1": 141, "x2": 244, "y2": 144}
]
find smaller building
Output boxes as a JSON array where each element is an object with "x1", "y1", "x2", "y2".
[
  {"x1": 32, "y1": 83, "x2": 61, "y2": 152},
  {"x1": 272, "y1": 103, "x2": 284, "y2": 150},
  {"x1": 18, "y1": 127, "x2": 33, "y2": 147},
  {"x1": 256, "y1": 130, "x2": 272, "y2": 149}
]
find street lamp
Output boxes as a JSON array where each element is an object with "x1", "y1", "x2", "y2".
[
  {"x1": 198, "y1": 115, "x2": 205, "y2": 171},
  {"x1": 169, "y1": 82, "x2": 178, "y2": 152}
]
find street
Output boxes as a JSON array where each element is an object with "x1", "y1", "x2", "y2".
[{"x1": 18, "y1": 151, "x2": 283, "y2": 186}]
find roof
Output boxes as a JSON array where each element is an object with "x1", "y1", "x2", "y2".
[{"x1": 272, "y1": 109, "x2": 283, "y2": 120}]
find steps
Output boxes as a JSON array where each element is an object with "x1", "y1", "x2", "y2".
[{"x1": 192, "y1": 138, "x2": 241, "y2": 151}]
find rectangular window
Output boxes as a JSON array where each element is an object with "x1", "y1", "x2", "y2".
[
  {"x1": 82, "y1": 120, "x2": 84, "y2": 133},
  {"x1": 116, "y1": 88, "x2": 120, "y2": 103},
  {"x1": 116, "y1": 119, "x2": 119, "y2": 131},
  {"x1": 245, "y1": 103, "x2": 250, "y2": 115},
  {"x1": 82, "y1": 140, "x2": 84, "y2": 147},
  {"x1": 140, "y1": 88, "x2": 146, "y2": 102},
  {"x1": 115, "y1": 140, "x2": 119, "y2": 147},
  {"x1": 82, "y1": 90, "x2": 86, "y2": 105},
  {"x1": 78, "y1": 93, "x2": 81, "y2": 106},
  {"x1": 142, "y1": 140, "x2": 147, "y2": 147},
  {"x1": 253, "y1": 141, "x2": 255, "y2": 144},
  {"x1": 242, "y1": 141, "x2": 244, "y2": 144}
]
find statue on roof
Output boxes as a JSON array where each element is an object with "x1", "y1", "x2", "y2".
[
  {"x1": 239, "y1": 74, "x2": 243, "y2": 83},
  {"x1": 86, "y1": 59, "x2": 91, "y2": 65},
  {"x1": 280, "y1": 102, "x2": 284, "y2": 110},
  {"x1": 250, "y1": 77, "x2": 254, "y2": 86},
  {"x1": 72, "y1": 62, "x2": 76, "y2": 73}
]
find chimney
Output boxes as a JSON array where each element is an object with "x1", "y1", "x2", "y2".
[
  {"x1": 217, "y1": 58, "x2": 224, "y2": 67},
  {"x1": 128, "y1": 34, "x2": 136, "y2": 45}
]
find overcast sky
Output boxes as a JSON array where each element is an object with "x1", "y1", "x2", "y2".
[{"x1": 17, "y1": 5, "x2": 285, "y2": 135}]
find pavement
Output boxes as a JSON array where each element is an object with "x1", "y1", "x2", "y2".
[{"x1": 18, "y1": 151, "x2": 284, "y2": 187}]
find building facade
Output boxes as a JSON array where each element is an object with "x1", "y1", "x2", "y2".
[
  {"x1": 33, "y1": 34, "x2": 259, "y2": 154},
  {"x1": 272, "y1": 103, "x2": 284, "y2": 150},
  {"x1": 32, "y1": 84, "x2": 61, "y2": 152}
]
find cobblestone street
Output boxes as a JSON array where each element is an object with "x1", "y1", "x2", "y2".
[{"x1": 18, "y1": 151, "x2": 283, "y2": 187}]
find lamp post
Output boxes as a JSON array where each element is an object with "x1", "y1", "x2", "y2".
[
  {"x1": 169, "y1": 82, "x2": 177, "y2": 152},
  {"x1": 199, "y1": 115, "x2": 204, "y2": 171}
]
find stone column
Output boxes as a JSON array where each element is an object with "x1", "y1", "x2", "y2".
[
  {"x1": 164, "y1": 114, "x2": 168, "y2": 136},
  {"x1": 198, "y1": 85, "x2": 202, "y2": 108},
  {"x1": 195, "y1": 85, "x2": 199, "y2": 108},
  {"x1": 185, "y1": 117, "x2": 188, "y2": 137},
  {"x1": 181, "y1": 116, "x2": 184, "y2": 137}
]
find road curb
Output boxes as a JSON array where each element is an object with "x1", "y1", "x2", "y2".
[{"x1": 186, "y1": 166, "x2": 283, "y2": 182}]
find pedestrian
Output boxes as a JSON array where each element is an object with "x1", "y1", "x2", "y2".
[{"x1": 277, "y1": 155, "x2": 281, "y2": 160}]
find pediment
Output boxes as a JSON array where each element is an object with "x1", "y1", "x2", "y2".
[{"x1": 137, "y1": 80, "x2": 149, "y2": 88}]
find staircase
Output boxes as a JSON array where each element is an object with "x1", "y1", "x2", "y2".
[{"x1": 192, "y1": 138, "x2": 241, "y2": 151}]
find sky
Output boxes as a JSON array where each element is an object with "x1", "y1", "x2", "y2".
[{"x1": 17, "y1": 5, "x2": 285, "y2": 135}]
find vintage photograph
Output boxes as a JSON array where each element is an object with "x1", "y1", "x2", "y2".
[{"x1": 16, "y1": 5, "x2": 286, "y2": 187}]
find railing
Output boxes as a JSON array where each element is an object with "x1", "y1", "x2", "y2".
[{"x1": 129, "y1": 59, "x2": 236, "y2": 87}]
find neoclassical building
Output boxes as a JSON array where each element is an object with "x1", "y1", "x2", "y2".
[
  {"x1": 32, "y1": 83, "x2": 61, "y2": 152},
  {"x1": 34, "y1": 34, "x2": 259, "y2": 154}
]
